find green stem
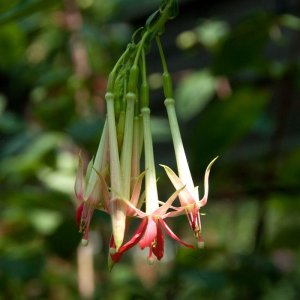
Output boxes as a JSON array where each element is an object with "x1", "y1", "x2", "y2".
[
  {"x1": 156, "y1": 36, "x2": 168, "y2": 73},
  {"x1": 107, "y1": 46, "x2": 132, "y2": 93},
  {"x1": 157, "y1": 35, "x2": 196, "y2": 198},
  {"x1": 133, "y1": 32, "x2": 150, "y2": 67},
  {"x1": 156, "y1": 36, "x2": 173, "y2": 98},
  {"x1": 148, "y1": 0, "x2": 176, "y2": 38}
]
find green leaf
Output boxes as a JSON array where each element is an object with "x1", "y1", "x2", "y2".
[
  {"x1": 0, "y1": 23, "x2": 26, "y2": 68},
  {"x1": 0, "y1": 132, "x2": 63, "y2": 177},
  {"x1": 280, "y1": 14, "x2": 300, "y2": 31},
  {"x1": 195, "y1": 19, "x2": 230, "y2": 50},
  {"x1": 0, "y1": 0, "x2": 61, "y2": 26},
  {"x1": 212, "y1": 12, "x2": 272, "y2": 75},
  {"x1": 29, "y1": 209, "x2": 63, "y2": 234},
  {"x1": 0, "y1": 253, "x2": 44, "y2": 280},
  {"x1": 0, "y1": 0, "x2": 20, "y2": 14},
  {"x1": 189, "y1": 87, "x2": 270, "y2": 166},
  {"x1": 175, "y1": 70, "x2": 216, "y2": 121}
]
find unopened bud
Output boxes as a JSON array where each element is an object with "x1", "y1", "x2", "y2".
[
  {"x1": 147, "y1": 256, "x2": 155, "y2": 265},
  {"x1": 197, "y1": 240, "x2": 205, "y2": 249},
  {"x1": 81, "y1": 239, "x2": 88, "y2": 246},
  {"x1": 128, "y1": 65, "x2": 139, "y2": 93}
]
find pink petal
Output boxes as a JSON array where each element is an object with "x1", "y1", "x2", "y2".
[
  {"x1": 159, "y1": 219, "x2": 194, "y2": 249},
  {"x1": 83, "y1": 217, "x2": 90, "y2": 241},
  {"x1": 137, "y1": 192, "x2": 145, "y2": 210},
  {"x1": 118, "y1": 196, "x2": 145, "y2": 218},
  {"x1": 127, "y1": 171, "x2": 145, "y2": 216},
  {"x1": 139, "y1": 217, "x2": 157, "y2": 249},
  {"x1": 193, "y1": 204, "x2": 200, "y2": 226},
  {"x1": 198, "y1": 157, "x2": 218, "y2": 207},
  {"x1": 109, "y1": 235, "x2": 122, "y2": 263},
  {"x1": 74, "y1": 153, "x2": 85, "y2": 201},
  {"x1": 110, "y1": 234, "x2": 116, "y2": 249},
  {"x1": 162, "y1": 206, "x2": 187, "y2": 218},
  {"x1": 87, "y1": 180, "x2": 100, "y2": 205},
  {"x1": 79, "y1": 195, "x2": 98, "y2": 242},
  {"x1": 119, "y1": 217, "x2": 148, "y2": 254},
  {"x1": 152, "y1": 222, "x2": 164, "y2": 260},
  {"x1": 99, "y1": 174, "x2": 110, "y2": 212},
  {"x1": 160, "y1": 164, "x2": 195, "y2": 206},
  {"x1": 111, "y1": 217, "x2": 148, "y2": 263},
  {"x1": 156, "y1": 185, "x2": 185, "y2": 216},
  {"x1": 76, "y1": 203, "x2": 84, "y2": 228}
]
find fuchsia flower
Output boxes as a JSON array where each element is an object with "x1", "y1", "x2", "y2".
[
  {"x1": 110, "y1": 186, "x2": 193, "y2": 264},
  {"x1": 161, "y1": 157, "x2": 217, "y2": 248},
  {"x1": 74, "y1": 30, "x2": 218, "y2": 270},
  {"x1": 110, "y1": 155, "x2": 218, "y2": 263},
  {"x1": 164, "y1": 97, "x2": 217, "y2": 247},
  {"x1": 74, "y1": 122, "x2": 109, "y2": 245},
  {"x1": 105, "y1": 90, "x2": 143, "y2": 250},
  {"x1": 154, "y1": 32, "x2": 219, "y2": 248},
  {"x1": 74, "y1": 153, "x2": 101, "y2": 245},
  {"x1": 109, "y1": 107, "x2": 194, "y2": 265}
]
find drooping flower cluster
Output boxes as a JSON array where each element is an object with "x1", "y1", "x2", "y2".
[{"x1": 74, "y1": 0, "x2": 217, "y2": 268}]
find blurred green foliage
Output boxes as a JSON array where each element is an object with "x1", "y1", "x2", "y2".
[{"x1": 0, "y1": 0, "x2": 300, "y2": 299}]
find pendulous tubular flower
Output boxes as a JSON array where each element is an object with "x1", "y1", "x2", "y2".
[
  {"x1": 105, "y1": 91, "x2": 127, "y2": 251},
  {"x1": 74, "y1": 121, "x2": 109, "y2": 246},
  {"x1": 161, "y1": 158, "x2": 217, "y2": 248},
  {"x1": 156, "y1": 36, "x2": 217, "y2": 248},
  {"x1": 74, "y1": 0, "x2": 217, "y2": 268},
  {"x1": 163, "y1": 93, "x2": 217, "y2": 248},
  {"x1": 109, "y1": 102, "x2": 194, "y2": 266},
  {"x1": 163, "y1": 95, "x2": 217, "y2": 248}
]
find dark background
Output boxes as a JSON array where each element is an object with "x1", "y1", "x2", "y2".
[{"x1": 0, "y1": 0, "x2": 300, "y2": 299}]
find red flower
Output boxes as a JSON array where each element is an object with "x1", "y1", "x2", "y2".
[
  {"x1": 110, "y1": 187, "x2": 194, "y2": 265},
  {"x1": 74, "y1": 153, "x2": 104, "y2": 245},
  {"x1": 161, "y1": 157, "x2": 217, "y2": 248}
]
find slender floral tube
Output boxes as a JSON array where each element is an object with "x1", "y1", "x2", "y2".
[
  {"x1": 156, "y1": 36, "x2": 198, "y2": 200},
  {"x1": 75, "y1": 119, "x2": 110, "y2": 246},
  {"x1": 141, "y1": 107, "x2": 159, "y2": 214},
  {"x1": 164, "y1": 98, "x2": 198, "y2": 201},
  {"x1": 105, "y1": 92, "x2": 126, "y2": 250}
]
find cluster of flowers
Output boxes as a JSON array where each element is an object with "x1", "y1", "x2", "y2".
[{"x1": 74, "y1": 0, "x2": 217, "y2": 268}]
